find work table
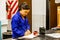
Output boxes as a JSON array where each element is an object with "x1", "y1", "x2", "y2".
[{"x1": 3, "y1": 29, "x2": 60, "y2": 40}]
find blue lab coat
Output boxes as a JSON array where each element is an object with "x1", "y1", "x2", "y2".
[{"x1": 11, "y1": 11, "x2": 30, "y2": 39}]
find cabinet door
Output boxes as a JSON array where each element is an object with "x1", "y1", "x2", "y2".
[
  {"x1": 49, "y1": 0, "x2": 57, "y2": 28},
  {"x1": 46, "y1": 0, "x2": 57, "y2": 29},
  {"x1": 18, "y1": 0, "x2": 32, "y2": 32}
]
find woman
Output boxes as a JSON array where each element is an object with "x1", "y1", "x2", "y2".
[{"x1": 11, "y1": 2, "x2": 31, "y2": 40}]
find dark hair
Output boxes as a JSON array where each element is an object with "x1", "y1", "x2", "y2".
[{"x1": 18, "y1": 2, "x2": 30, "y2": 11}]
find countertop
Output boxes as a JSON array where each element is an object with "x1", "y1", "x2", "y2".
[{"x1": 3, "y1": 29, "x2": 60, "y2": 40}]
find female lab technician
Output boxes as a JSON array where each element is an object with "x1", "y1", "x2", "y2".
[{"x1": 11, "y1": 2, "x2": 31, "y2": 40}]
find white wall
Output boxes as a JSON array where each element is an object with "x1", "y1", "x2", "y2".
[
  {"x1": 0, "y1": 0, "x2": 8, "y2": 33},
  {"x1": 0, "y1": 0, "x2": 8, "y2": 25},
  {"x1": 55, "y1": 0, "x2": 60, "y2": 3},
  {"x1": 32, "y1": 0, "x2": 46, "y2": 32}
]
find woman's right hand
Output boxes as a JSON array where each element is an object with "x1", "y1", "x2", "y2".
[{"x1": 24, "y1": 30, "x2": 31, "y2": 36}]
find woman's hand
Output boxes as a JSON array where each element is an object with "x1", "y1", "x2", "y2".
[{"x1": 24, "y1": 30, "x2": 31, "y2": 36}]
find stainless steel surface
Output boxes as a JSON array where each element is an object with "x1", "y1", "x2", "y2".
[{"x1": 3, "y1": 29, "x2": 60, "y2": 40}]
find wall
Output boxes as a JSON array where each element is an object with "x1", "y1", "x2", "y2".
[
  {"x1": 32, "y1": 0, "x2": 46, "y2": 32},
  {"x1": 0, "y1": 0, "x2": 8, "y2": 25},
  {"x1": 0, "y1": 0, "x2": 8, "y2": 33},
  {"x1": 55, "y1": 0, "x2": 60, "y2": 3}
]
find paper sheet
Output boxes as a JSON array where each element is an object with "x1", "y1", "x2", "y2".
[
  {"x1": 18, "y1": 33, "x2": 39, "y2": 39},
  {"x1": 45, "y1": 33, "x2": 60, "y2": 38},
  {"x1": 51, "y1": 27, "x2": 60, "y2": 30}
]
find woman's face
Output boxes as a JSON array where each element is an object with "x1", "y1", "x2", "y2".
[{"x1": 20, "y1": 9, "x2": 30, "y2": 16}]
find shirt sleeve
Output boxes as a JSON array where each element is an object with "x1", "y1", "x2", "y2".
[
  {"x1": 26, "y1": 19, "x2": 30, "y2": 30},
  {"x1": 27, "y1": 23, "x2": 30, "y2": 30},
  {"x1": 11, "y1": 18, "x2": 25, "y2": 36}
]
